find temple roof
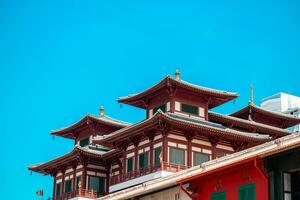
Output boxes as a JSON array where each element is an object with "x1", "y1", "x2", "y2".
[
  {"x1": 118, "y1": 75, "x2": 238, "y2": 109},
  {"x1": 93, "y1": 111, "x2": 271, "y2": 146},
  {"x1": 208, "y1": 112, "x2": 291, "y2": 137},
  {"x1": 51, "y1": 114, "x2": 131, "y2": 139},
  {"x1": 230, "y1": 104, "x2": 300, "y2": 129},
  {"x1": 28, "y1": 145, "x2": 118, "y2": 175}
]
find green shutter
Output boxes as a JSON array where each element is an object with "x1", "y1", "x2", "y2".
[
  {"x1": 127, "y1": 157, "x2": 133, "y2": 172},
  {"x1": 194, "y1": 152, "x2": 209, "y2": 166},
  {"x1": 211, "y1": 190, "x2": 226, "y2": 200},
  {"x1": 139, "y1": 152, "x2": 148, "y2": 170},
  {"x1": 79, "y1": 137, "x2": 90, "y2": 147},
  {"x1": 88, "y1": 176, "x2": 104, "y2": 194},
  {"x1": 56, "y1": 183, "x2": 61, "y2": 196},
  {"x1": 65, "y1": 179, "x2": 72, "y2": 193},
  {"x1": 170, "y1": 147, "x2": 185, "y2": 165},
  {"x1": 153, "y1": 104, "x2": 166, "y2": 114},
  {"x1": 238, "y1": 183, "x2": 256, "y2": 200},
  {"x1": 154, "y1": 147, "x2": 162, "y2": 167},
  {"x1": 181, "y1": 104, "x2": 199, "y2": 115}
]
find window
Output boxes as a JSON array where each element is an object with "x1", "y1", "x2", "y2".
[
  {"x1": 127, "y1": 157, "x2": 133, "y2": 173},
  {"x1": 181, "y1": 103, "x2": 199, "y2": 115},
  {"x1": 76, "y1": 176, "x2": 81, "y2": 190},
  {"x1": 194, "y1": 152, "x2": 209, "y2": 166},
  {"x1": 154, "y1": 147, "x2": 162, "y2": 167},
  {"x1": 79, "y1": 137, "x2": 90, "y2": 147},
  {"x1": 283, "y1": 172, "x2": 292, "y2": 200},
  {"x1": 65, "y1": 179, "x2": 72, "y2": 193},
  {"x1": 88, "y1": 176, "x2": 105, "y2": 194},
  {"x1": 153, "y1": 104, "x2": 166, "y2": 114},
  {"x1": 175, "y1": 192, "x2": 180, "y2": 200},
  {"x1": 139, "y1": 152, "x2": 148, "y2": 170},
  {"x1": 170, "y1": 147, "x2": 185, "y2": 165},
  {"x1": 211, "y1": 190, "x2": 226, "y2": 200},
  {"x1": 56, "y1": 183, "x2": 61, "y2": 196},
  {"x1": 238, "y1": 183, "x2": 256, "y2": 200}
]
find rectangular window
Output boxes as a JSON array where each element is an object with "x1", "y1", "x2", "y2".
[
  {"x1": 170, "y1": 147, "x2": 185, "y2": 165},
  {"x1": 181, "y1": 103, "x2": 199, "y2": 115},
  {"x1": 194, "y1": 152, "x2": 209, "y2": 166},
  {"x1": 154, "y1": 147, "x2": 162, "y2": 167},
  {"x1": 56, "y1": 183, "x2": 61, "y2": 196},
  {"x1": 127, "y1": 157, "x2": 133, "y2": 173},
  {"x1": 79, "y1": 137, "x2": 90, "y2": 147},
  {"x1": 211, "y1": 190, "x2": 226, "y2": 200},
  {"x1": 238, "y1": 183, "x2": 256, "y2": 200},
  {"x1": 76, "y1": 176, "x2": 81, "y2": 190},
  {"x1": 139, "y1": 152, "x2": 148, "y2": 170},
  {"x1": 283, "y1": 172, "x2": 292, "y2": 200},
  {"x1": 88, "y1": 176, "x2": 105, "y2": 194},
  {"x1": 65, "y1": 179, "x2": 72, "y2": 193},
  {"x1": 153, "y1": 104, "x2": 166, "y2": 114}
]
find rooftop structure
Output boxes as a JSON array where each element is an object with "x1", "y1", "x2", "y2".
[{"x1": 28, "y1": 70, "x2": 300, "y2": 200}]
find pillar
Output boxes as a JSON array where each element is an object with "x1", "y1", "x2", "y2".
[
  {"x1": 72, "y1": 164, "x2": 77, "y2": 192},
  {"x1": 52, "y1": 172, "x2": 57, "y2": 199},
  {"x1": 186, "y1": 136, "x2": 192, "y2": 167},
  {"x1": 61, "y1": 169, "x2": 66, "y2": 196}
]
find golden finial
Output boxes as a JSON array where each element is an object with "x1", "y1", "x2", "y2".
[
  {"x1": 175, "y1": 69, "x2": 180, "y2": 80},
  {"x1": 99, "y1": 105, "x2": 105, "y2": 116},
  {"x1": 249, "y1": 85, "x2": 254, "y2": 105}
]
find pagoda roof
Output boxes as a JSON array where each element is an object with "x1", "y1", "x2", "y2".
[
  {"x1": 93, "y1": 111, "x2": 271, "y2": 147},
  {"x1": 118, "y1": 75, "x2": 238, "y2": 109},
  {"x1": 28, "y1": 145, "x2": 119, "y2": 175},
  {"x1": 51, "y1": 114, "x2": 131, "y2": 139},
  {"x1": 230, "y1": 104, "x2": 300, "y2": 128},
  {"x1": 208, "y1": 112, "x2": 291, "y2": 137}
]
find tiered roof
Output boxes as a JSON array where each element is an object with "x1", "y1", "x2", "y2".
[
  {"x1": 230, "y1": 103, "x2": 300, "y2": 128},
  {"x1": 51, "y1": 114, "x2": 131, "y2": 139},
  {"x1": 28, "y1": 145, "x2": 120, "y2": 175},
  {"x1": 118, "y1": 75, "x2": 238, "y2": 109},
  {"x1": 94, "y1": 111, "x2": 271, "y2": 147}
]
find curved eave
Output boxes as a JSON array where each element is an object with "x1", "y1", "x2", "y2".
[
  {"x1": 51, "y1": 114, "x2": 130, "y2": 139},
  {"x1": 230, "y1": 104, "x2": 300, "y2": 128},
  {"x1": 94, "y1": 111, "x2": 271, "y2": 146},
  {"x1": 118, "y1": 76, "x2": 238, "y2": 109},
  {"x1": 28, "y1": 146, "x2": 107, "y2": 175},
  {"x1": 208, "y1": 112, "x2": 290, "y2": 137}
]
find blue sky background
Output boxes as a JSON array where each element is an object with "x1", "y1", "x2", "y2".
[{"x1": 1, "y1": 0, "x2": 300, "y2": 199}]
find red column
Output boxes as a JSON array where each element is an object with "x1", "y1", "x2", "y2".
[
  {"x1": 134, "y1": 146, "x2": 138, "y2": 175},
  {"x1": 81, "y1": 164, "x2": 87, "y2": 189},
  {"x1": 162, "y1": 133, "x2": 168, "y2": 163},
  {"x1": 61, "y1": 169, "x2": 66, "y2": 197},
  {"x1": 149, "y1": 139, "x2": 154, "y2": 172},
  {"x1": 72, "y1": 165, "x2": 77, "y2": 193},
  {"x1": 123, "y1": 152, "x2": 127, "y2": 180},
  {"x1": 209, "y1": 137, "x2": 218, "y2": 159},
  {"x1": 186, "y1": 136, "x2": 192, "y2": 167},
  {"x1": 105, "y1": 163, "x2": 111, "y2": 194}
]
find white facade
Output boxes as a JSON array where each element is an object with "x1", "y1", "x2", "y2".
[{"x1": 261, "y1": 92, "x2": 300, "y2": 132}]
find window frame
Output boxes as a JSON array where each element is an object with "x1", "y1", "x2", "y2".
[
  {"x1": 211, "y1": 190, "x2": 226, "y2": 200},
  {"x1": 65, "y1": 179, "x2": 72, "y2": 193},
  {"x1": 181, "y1": 103, "x2": 199, "y2": 116},
  {"x1": 56, "y1": 182, "x2": 61, "y2": 196},
  {"x1": 139, "y1": 151, "x2": 149, "y2": 170},
  {"x1": 193, "y1": 151, "x2": 210, "y2": 166},
  {"x1": 238, "y1": 182, "x2": 256, "y2": 200},
  {"x1": 154, "y1": 146, "x2": 162, "y2": 167},
  {"x1": 127, "y1": 157, "x2": 133, "y2": 173},
  {"x1": 169, "y1": 147, "x2": 185, "y2": 165},
  {"x1": 87, "y1": 175, "x2": 105, "y2": 195}
]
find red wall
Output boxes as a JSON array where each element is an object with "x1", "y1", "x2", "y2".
[{"x1": 191, "y1": 160, "x2": 268, "y2": 200}]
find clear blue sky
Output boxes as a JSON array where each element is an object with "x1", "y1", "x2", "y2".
[{"x1": 1, "y1": 0, "x2": 300, "y2": 199}]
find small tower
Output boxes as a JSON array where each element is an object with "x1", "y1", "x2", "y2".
[
  {"x1": 249, "y1": 85, "x2": 254, "y2": 105},
  {"x1": 175, "y1": 69, "x2": 180, "y2": 80},
  {"x1": 99, "y1": 105, "x2": 105, "y2": 116}
]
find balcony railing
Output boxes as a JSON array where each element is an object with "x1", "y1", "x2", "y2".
[
  {"x1": 110, "y1": 162, "x2": 188, "y2": 185},
  {"x1": 55, "y1": 188, "x2": 98, "y2": 200}
]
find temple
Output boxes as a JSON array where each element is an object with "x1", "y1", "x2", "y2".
[{"x1": 28, "y1": 70, "x2": 299, "y2": 200}]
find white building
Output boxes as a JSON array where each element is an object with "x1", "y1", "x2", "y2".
[{"x1": 261, "y1": 92, "x2": 300, "y2": 132}]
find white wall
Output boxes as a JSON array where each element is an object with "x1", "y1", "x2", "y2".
[{"x1": 140, "y1": 186, "x2": 190, "y2": 200}]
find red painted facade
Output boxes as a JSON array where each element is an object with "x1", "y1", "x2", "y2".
[{"x1": 182, "y1": 159, "x2": 268, "y2": 200}]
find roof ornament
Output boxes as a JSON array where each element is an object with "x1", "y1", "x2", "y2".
[
  {"x1": 249, "y1": 84, "x2": 254, "y2": 106},
  {"x1": 175, "y1": 69, "x2": 181, "y2": 80},
  {"x1": 99, "y1": 105, "x2": 105, "y2": 116}
]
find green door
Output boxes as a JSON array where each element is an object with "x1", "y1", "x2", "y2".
[
  {"x1": 238, "y1": 183, "x2": 256, "y2": 200},
  {"x1": 211, "y1": 190, "x2": 226, "y2": 200}
]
